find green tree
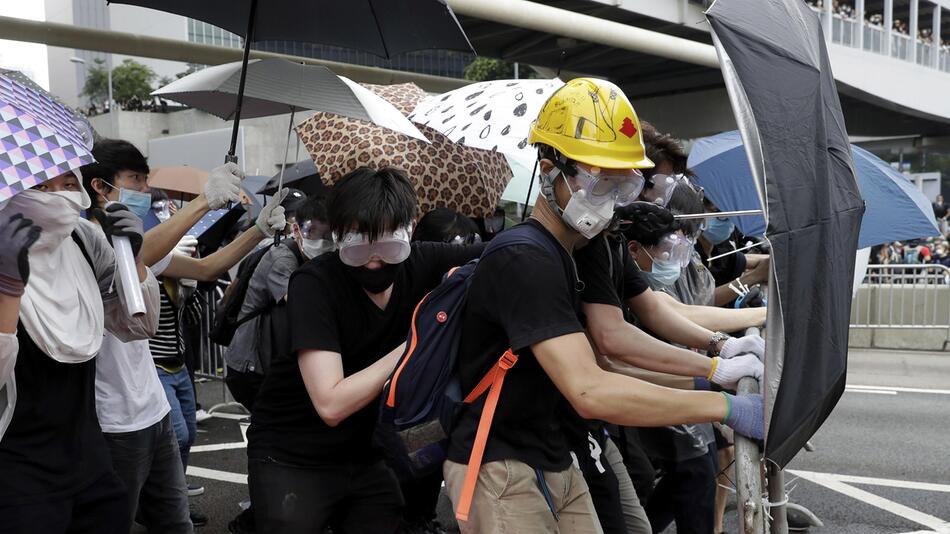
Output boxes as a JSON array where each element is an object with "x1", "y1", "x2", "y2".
[
  {"x1": 80, "y1": 58, "x2": 109, "y2": 106},
  {"x1": 463, "y1": 57, "x2": 538, "y2": 81},
  {"x1": 111, "y1": 59, "x2": 157, "y2": 105}
]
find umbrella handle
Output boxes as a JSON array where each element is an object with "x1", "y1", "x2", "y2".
[
  {"x1": 273, "y1": 108, "x2": 296, "y2": 247},
  {"x1": 226, "y1": 0, "x2": 259, "y2": 164},
  {"x1": 521, "y1": 159, "x2": 540, "y2": 221}
]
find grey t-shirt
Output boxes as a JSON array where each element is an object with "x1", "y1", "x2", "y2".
[{"x1": 225, "y1": 243, "x2": 301, "y2": 374}]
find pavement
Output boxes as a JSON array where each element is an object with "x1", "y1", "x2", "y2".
[{"x1": 180, "y1": 347, "x2": 950, "y2": 534}]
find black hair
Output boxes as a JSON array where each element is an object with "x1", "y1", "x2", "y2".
[
  {"x1": 615, "y1": 202, "x2": 677, "y2": 247},
  {"x1": 327, "y1": 167, "x2": 417, "y2": 240},
  {"x1": 641, "y1": 121, "x2": 688, "y2": 177},
  {"x1": 150, "y1": 188, "x2": 168, "y2": 203},
  {"x1": 666, "y1": 178, "x2": 705, "y2": 238},
  {"x1": 80, "y1": 139, "x2": 149, "y2": 206},
  {"x1": 412, "y1": 207, "x2": 479, "y2": 243},
  {"x1": 294, "y1": 191, "x2": 329, "y2": 225},
  {"x1": 280, "y1": 188, "x2": 308, "y2": 218}
]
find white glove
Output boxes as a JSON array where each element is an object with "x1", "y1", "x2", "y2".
[
  {"x1": 710, "y1": 353, "x2": 763, "y2": 390},
  {"x1": 720, "y1": 334, "x2": 766, "y2": 361},
  {"x1": 204, "y1": 162, "x2": 244, "y2": 210},
  {"x1": 256, "y1": 188, "x2": 288, "y2": 238},
  {"x1": 174, "y1": 235, "x2": 198, "y2": 257}
]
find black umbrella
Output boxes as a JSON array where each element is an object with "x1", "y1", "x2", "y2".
[
  {"x1": 706, "y1": 0, "x2": 866, "y2": 468},
  {"x1": 257, "y1": 159, "x2": 326, "y2": 197},
  {"x1": 108, "y1": 0, "x2": 473, "y2": 163}
]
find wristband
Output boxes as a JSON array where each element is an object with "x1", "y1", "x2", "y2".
[
  {"x1": 706, "y1": 357, "x2": 719, "y2": 381},
  {"x1": 720, "y1": 391, "x2": 733, "y2": 423}
]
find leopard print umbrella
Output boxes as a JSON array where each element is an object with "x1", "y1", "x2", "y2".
[{"x1": 295, "y1": 83, "x2": 512, "y2": 218}]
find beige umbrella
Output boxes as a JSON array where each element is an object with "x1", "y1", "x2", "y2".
[
  {"x1": 296, "y1": 84, "x2": 512, "y2": 218},
  {"x1": 148, "y1": 166, "x2": 209, "y2": 196}
]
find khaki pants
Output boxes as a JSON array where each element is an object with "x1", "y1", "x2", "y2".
[{"x1": 444, "y1": 459, "x2": 603, "y2": 534}]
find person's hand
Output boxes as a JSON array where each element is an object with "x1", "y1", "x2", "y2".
[
  {"x1": 710, "y1": 353, "x2": 763, "y2": 390},
  {"x1": 743, "y1": 255, "x2": 770, "y2": 285},
  {"x1": 720, "y1": 334, "x2": 766, "y2": 360},
  {"x1": 721, "y1": 392, "x2": 764, "y2": 440},
  {"x1": 175, "y1": 235, "x2": 198, "y2": 257},
  {"x1": 256, "y1": 188, "x2": 288, "y2": 238},
  {"x1": 735, "y1": 285, "x2": 767, "y2": 308},
  {"x1": 91, "y1": 203, "x2": 144, "y2": 258},
  {"x1": 0, "y1": 213, "x2": 42, "y2": 296},
  {"x1": 204, "y1": 162, "x2": 244, "y2": 210}
]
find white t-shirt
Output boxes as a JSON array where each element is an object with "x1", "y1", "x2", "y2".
[{"x1": 94, "y1": 253, "x2": 174, "y2": 433}]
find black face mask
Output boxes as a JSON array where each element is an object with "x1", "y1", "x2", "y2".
[{"x1": 347, "y1": 263, "x2": 402, "y2": 294}]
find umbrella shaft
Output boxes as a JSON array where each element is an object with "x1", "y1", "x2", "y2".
[
  {"x1": 226, "y1": 0, "x2": 259, "y2": 163},
  {"x1": 674, "y1": 209, "x2": 763, "y2": 220}
]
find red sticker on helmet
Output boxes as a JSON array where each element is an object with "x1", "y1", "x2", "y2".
[
  {"x1": 619, "y1": 117, "x2": 637, "y2": 138},
  {"x1": 436, "y1": 311, "x2": 448, "y2": 323}
]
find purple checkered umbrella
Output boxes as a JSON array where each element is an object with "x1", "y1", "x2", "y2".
[{"x1": 0, "y1": 72, "x2": 95, "y2": 201}]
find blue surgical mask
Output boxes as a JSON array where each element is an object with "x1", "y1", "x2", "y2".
[
  {"x1": 703, "y1": 217, "x2": 734, "y2": 245},
  {"x1": 644, "y1": 250, "x2": 682, "y2": 288},
  {"x1": 119, "y1": 188, "x2": 153, "y2": 220}
]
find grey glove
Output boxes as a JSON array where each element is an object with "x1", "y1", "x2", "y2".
[
  {"x1": 722, "y1": 393, "x2": 764, "y2": 440},
  {"x1": 720, "y1": 334, "x2": 766, "y2": 361},
  {"x1": 204, "y1": 162, "x2": 244, "y2": 210},
  {"x1": 710, "y1": 353, "x2": 764, "y2": 390},
  {"x1": 92, "y1": 203, "x2": 145, "y2": 258},
  {"x1": 256, "y1": 188, "x2": 288, "y2": 238},
  {"x1": 0, "y1": 213, "x2": 42, "y2": 296}
]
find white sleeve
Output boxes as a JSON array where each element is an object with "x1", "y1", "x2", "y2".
[
  {"x1": 151, "y1": 252, "x2": 174, "y2": 277},
  {"x1": 0, "y1": 332, "x2": 16, "y2": 387}
]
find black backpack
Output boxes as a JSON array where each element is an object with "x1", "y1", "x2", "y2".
[{"x1": 210, "y1": 241, "x2": 304, "y2": 346}]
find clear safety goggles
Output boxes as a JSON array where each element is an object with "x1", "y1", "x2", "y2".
[
  {"x1": 570, "y1": 164, "x2": 645, "y2": 207},
  {"x1": 645, "y1": 232, "x2": 693, "y2": 268},
  {"x1": 335, "y1": 227, "x2": 412, "y2": 267},
  {"x1": 640, "y1": 173, "x2": 686, "y2": 207},
  {"x1": 298, "y1": 219, "x2": 332, "y2": 241}
]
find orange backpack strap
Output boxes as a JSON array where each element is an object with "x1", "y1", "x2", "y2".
[{"x1": 455, "y1": 349, "x2": 518, "y2": 522}]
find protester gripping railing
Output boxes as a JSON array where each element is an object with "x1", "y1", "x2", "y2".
[{"x1": 850, "y1": 264, "x2": 950, "y2": 345}]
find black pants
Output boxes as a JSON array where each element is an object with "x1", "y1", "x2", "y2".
[
  {"x1": 248, "y1": 457, "x2": 404, "y2": 534},
  {"x1": 574, "y1": 431, "x2": 627, "y2": 534},
  {"x1": 400, "y1": 471, "x2": 443, "y2": 523},
  {"x1": 0, "y1": 472, "x2": 129, "y2": 534},
  {"x1": 645, "y1": 447, "x2": 718, "y2": 534}
]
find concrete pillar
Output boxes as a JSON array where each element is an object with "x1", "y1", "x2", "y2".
[
  {"x1": 884, "y1": 0, "x2": 894, "y2": 55},
  {"x1": 824, "y1": 0, "x2": 833, "y2": 41},
  {"x1": 909, "y1": 0, "x2": 919, "y2": 62},
  {"x1": 934, "y1": 4, "x2": 942, "y2": 68},
  {"x1": 856, "y1": 0, "x2": 865, "y2": 49}
]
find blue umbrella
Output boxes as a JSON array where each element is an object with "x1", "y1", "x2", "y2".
[{"x1": 688, "y1": 130, "x2": 940, "y2": 247}]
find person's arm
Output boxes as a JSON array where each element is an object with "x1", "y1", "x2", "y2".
[
  {"x1": 595, "y1": 353, "x2": 697, "y2": 390},
  {"x1": 584, "y1": 301, "x2": 712, "y2": 378},
  {"x1": 653, "y1": 291, "x2": 766, "y2": 332},
  {"x1": 265, "y1": 252, "x2": 299, "y2": 301},
  {"x1": 0, "y1": 294, "x2": 17, "y2": 335},
  {"x1": 534, "y1": 332, "x2": 728, "y2": 427},
  {"x1": 298, "y1": 342, "x2": 405, "y2": 427},
  {"x1": 626, "y1": 288, "x2": 718, "y2": 352},
  {"x1": 161, "y1": 226, "x2": 265, "y2": 282}
]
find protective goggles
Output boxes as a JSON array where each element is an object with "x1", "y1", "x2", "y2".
[
  {"x1": 645, "y1": 232, "x2": 693, "y2": 268},
  {"x1": 445, "y1": 233, "x2": 482, "y2": 245},
  {"x1": 570, "y1": 164, "x2": 645, "y2": 207},
  {"x1": 335, "y1": 227, "x2": 412, "y2": 267},
  {"x1": 298, "y1": 219, "x2": 332, "y2": 241},
  {"x1": 640, "y1": 173, "x2": 686, "y2": 207}
]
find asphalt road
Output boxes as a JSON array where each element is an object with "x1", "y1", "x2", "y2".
[{"x1": 180, "y1": 348, "x2": 950, "y2": 534}]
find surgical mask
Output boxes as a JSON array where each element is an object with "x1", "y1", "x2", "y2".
[
  {"x1": 4, "y1": 190, "x2": 88, "y2": 253},
  {"x1": 703, "y1": 216, "x2": 734, "y2": 245},
  {"x1": 643, "y1": 249, "x2": 682, "y2": 288},
  {"x1": 347, "y1": 263, "x2": 401, "y2": 294},
  {"x1": 302, "y1": 238, "x2": 335, "y2": 259},
  {"x1": 102, "y1": 181, "x2": 151, "y2": 220},
  {"x1": 153, "y1": 200, "x2": 171, "y2": 222},
  {"x1": 561, "y1": 187, "x2": 615, "y2": 240}
]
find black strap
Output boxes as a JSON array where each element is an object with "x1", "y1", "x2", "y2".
[{"x1": 70, "y1": 231, "x2": 96, "y2": 272}]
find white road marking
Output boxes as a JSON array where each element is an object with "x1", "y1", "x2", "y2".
[
  {"x1": 845, "y1": 388, "x2": 898, "y2": 395},
  {"x1": 186, "y1": 465, "x2": 247, "y2": 485},
  {"x1": 190, "y1": 441, "x2": 247, "y2": 453},
  {"x1": 847, "y1": 384, "x2": 950, "y2": 396},
  {"x1": 789, "y1": 470, "x2": 950, "y2": 533}
]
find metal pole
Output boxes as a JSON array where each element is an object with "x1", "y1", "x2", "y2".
[
  {"x1": 107, "y1": 56, "x2": 116, "y2": 137},
  {"x1": 933, "y1": 6, "x2": 942, "y2": 69},
  {"x1": 674, "y1": 209, "x2": 763, "y2": 220},
  {"x1": 735, "y1": 375, "x2": 764, "y2": 534},
  {"x1": 767, "y1": 462, "x2": 789, "y2": 534},
  {"x1": 856, "y1": 0, "x2": 865, "y2": 49},
  {"x1": 226, "y1": 0, "x2": 259, "y2": 164},
  {"x1": 884, "y1": 0, "x2": 894, "y2": 56},
  {"x1": 909, "y1": 0, "x2": 919, "y2": 63}
]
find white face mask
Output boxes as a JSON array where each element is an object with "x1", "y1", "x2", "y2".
[
  {"x1": 3, "y1": 189, "x2": 89, "y2": 252},
  {"x1": 301, "y1": 238, "x2": 335, "y2": 260},
  {"x1": 561, "y1": 187, "x2": 615, "y2": 240}
]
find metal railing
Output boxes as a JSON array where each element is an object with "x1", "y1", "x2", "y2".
[
  {"x1": 193, "y1": 286, "x2": 247, "y2": 414},
  {"x1": 850, "y1": 264, "x2": 950, "y2": 343}
]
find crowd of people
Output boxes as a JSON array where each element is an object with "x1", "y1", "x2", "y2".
[
  {"x1": 807, "y1": 0, "x2": 950, "y2": 52},
  {"x1": 0, "y1": 78, "x2": 777, "y2": 534}
]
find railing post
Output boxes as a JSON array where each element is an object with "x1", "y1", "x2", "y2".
[
  {"x1": 884, "y1": 0, "x2": 893, "y2": 55},
  {"x1": 934, "y1": 5, "x2": 942, "y2": 69},
  {"x1": 735, "y1": 375, "x2": 764, "y2": 534},
  {"x1": 909, "y1": 0, "x2": 919, "y2": 63},
  {"x1": 856, "y1": 0, "x2": 865, "y2": 49}
]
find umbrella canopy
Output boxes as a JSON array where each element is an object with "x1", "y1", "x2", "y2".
[
  {"x1": 689, "y1": 131, "x2": 940, "y2": 247},
  {"x1": 296, "y1": 84, "x2": 512, "y2": 218},
  {"x1": 0, "y1": 71, "x2": 95, "y2": 201},
  {"x1": 409, "y1": 78, "x2": 565, "y2": 168},
  {"x1": 258, "y1": 159, "x2": 326, "y2": 197},
  {"x1": 149, "y1": 165, "x2": 209, "y2": 196},
  {"x1": 110, "y1": 0, "x2": 473, "y2": 59},
  {"x1": 153, "y1": 59, "x2": 427, "y2": 142},
  {"x1": 707, "y1": 0, "x2": 866, "y2": 468}
]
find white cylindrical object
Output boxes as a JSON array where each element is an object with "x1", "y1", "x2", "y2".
[{"x1": 113, "y1": 236, "x2": 146, "y2": 317}]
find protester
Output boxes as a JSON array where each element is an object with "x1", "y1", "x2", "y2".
[
  {"x1": 246, "y1": 167, "x2": 485, "y2": 533},
  {"x1": 444, "y1": 78, "x2": 764, "y2": 533},
  {"x1": 696, "y1": 198, "x2": 770, "y2": 306},
  {"x1": 0, "y1": 169, "x2": 159, "y2": 534},
  {"x1": 81, "y1": 138, "x2": 286, "y2": 529},
  {"x1": 412, "y1": 207, "x2": 482, "y2": 245}
]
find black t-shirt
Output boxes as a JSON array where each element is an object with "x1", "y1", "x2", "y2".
[
  {"x1": 447, "y1": 221, "x2": 586, "y2": 471},
  {"x1": 575, "y1": 233, "x2": 650, "y2": 310},
  {"x1": 697, "y1": 242, "x2": 747, "y2": 287},
  {"x1": 247, "y1": 242, "x2": 483, "y2": 467}
]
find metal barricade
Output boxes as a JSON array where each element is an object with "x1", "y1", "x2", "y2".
[
  {"x1": 194, "y1": 286, "x2": 247, "y2": 414},
  {"x1": 850, "y1": 264, "x2": 950, "y2": 344}
]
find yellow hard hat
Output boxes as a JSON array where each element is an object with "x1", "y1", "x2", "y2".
[{"x1": 528, "y1": 78, "x2": 654, "y2": 170}]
